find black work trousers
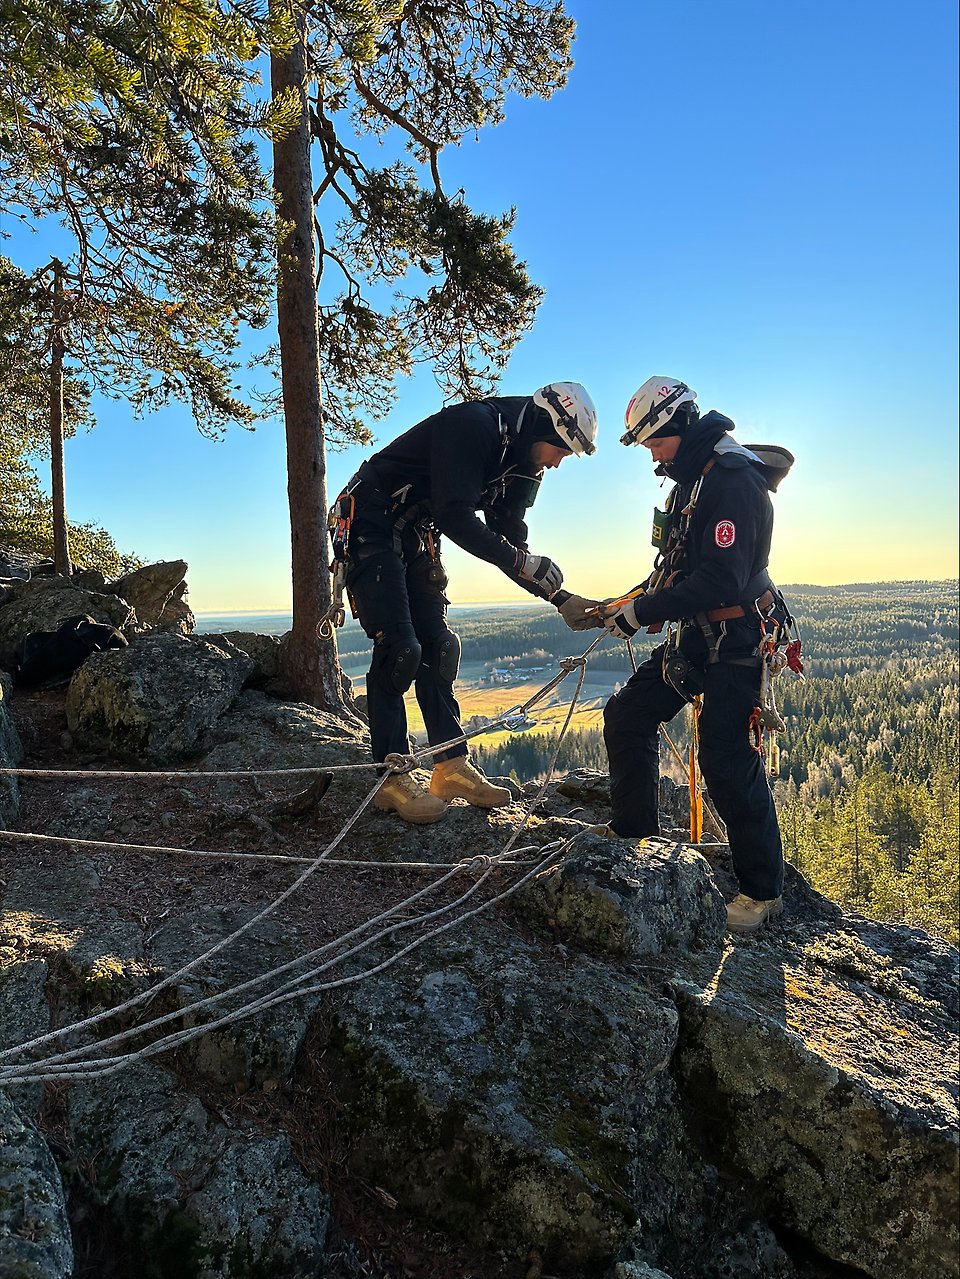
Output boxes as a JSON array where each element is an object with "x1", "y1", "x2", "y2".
[
  {"x1": 602, "y1": 641, "x2": 784, "y2": 900},
  {"x1": 347, "y1": 536, "x2": 467, "y2": 766}
]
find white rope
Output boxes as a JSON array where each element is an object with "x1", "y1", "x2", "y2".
[
  {"x1": 0, "y1": 828, "x2": 538, "y2": 870},
  {"x1": 0, "y1": 637, "x2": 603, "y2": 1082},
  {"x1": 0, "y1": 837, "x2": 568, "y2": 1082},
  {"x1": 0, "y1": 766, "x2": 393, "y2": 1067},
  {"x1": 0, "y1": 836, "x2": 577, "y2": 1085},
  {"x1": 0, "y1": 763, "x2": 379, "y2": 780}
]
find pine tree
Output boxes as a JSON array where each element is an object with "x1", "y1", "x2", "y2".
[
  {"x1": 0, "y1": 0, "x2": 287, "y2": 568},
  {"x1": 266, "y1": 0, "x2": 575, "y2": 707}
]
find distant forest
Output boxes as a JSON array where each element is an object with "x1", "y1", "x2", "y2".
[{"x1": 405, "y1": 582, "x2": 957, "y2": 946}]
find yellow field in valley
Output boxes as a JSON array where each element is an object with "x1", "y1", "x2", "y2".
[{"x1": 404, "y1": 679, "x2": 608, "y2": 745}]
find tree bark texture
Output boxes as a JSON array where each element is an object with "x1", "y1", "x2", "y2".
[
  {"x1": 48, "y1": 260, "x2": 72, "y2": 577},
  {"x1": 270, "y1": 12, "x2": 345, "y2": 711}
]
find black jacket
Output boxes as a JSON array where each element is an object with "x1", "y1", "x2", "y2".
[
  {"x1": 356, "y1": 397, "x2": 550, "y2": 592},
  {"x1": 633, "y1": 412, "x2": 776, "y2": 629}
]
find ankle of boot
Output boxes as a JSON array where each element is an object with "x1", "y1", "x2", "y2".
[{"x1": 433, "y1": 757, "x2": 465, "y2": 776}]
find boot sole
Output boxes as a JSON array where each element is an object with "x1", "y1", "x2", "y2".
[
  {"x1": 373, "y1": 801, "x2": 446, "y2": 825},
  {"x1": 430, "y1": 791, "x2": 511, "y2": 808}
]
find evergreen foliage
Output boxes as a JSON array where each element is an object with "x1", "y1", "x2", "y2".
[
  {"x1": 0, "y1": 256, "x2": 133, "y2": 572},
  {"x1": 290, "y1": 0, "x2": 575, "y2": 441},
  {"x1": 0, "y1": 0, "x2": 285, "y2": 436}
]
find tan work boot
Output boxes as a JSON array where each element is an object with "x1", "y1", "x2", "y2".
[
  {"x1": 726, "y1": 893, "x2": 783, "y2": 935},
  {"x1": 374, "y1": 772, "x2": 447, "y2": 825},
  {"x1": 430, "y1": 757, "x2": 512, "y2": 808}
]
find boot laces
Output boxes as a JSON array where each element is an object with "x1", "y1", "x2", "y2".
[{"x1": 391, "y1": 771, "x2": 425, "y2": 798}]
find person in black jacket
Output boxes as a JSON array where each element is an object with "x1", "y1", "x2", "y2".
[
  {"x1": 569, "y1": 377, "x2": 787, "y2": 934},
  {"x1": 336, "y1": 383, "x2": 600, "y2": 824}
]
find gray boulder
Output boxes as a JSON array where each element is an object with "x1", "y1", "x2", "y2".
[
  {"x1": 0, "y1": 670, "x2": 22, "y2": 826},
  {"x1": 0, "y1": 577, "x2": 133, "y2": 671},
  {"x1": 0, "y1": 1093, "x2": 73, "y2": 1279},
  {"x1": 324, "y1": 921, "x2": 682, "y2": 1271},
  {"x1": 68, "y1": 1061, "x2": 330, "y2": 1279},
  {"x1": 672, "y1": 912, "x2": 960, "y2": 1279},
  {"x1": 108, "y1": 560, "x2": 191, "y2": 631},
  {"x1": 65, "y1": 633, "x2": 254, "y2": 764},
  {"x1": 147, "y1": 904, "x2": 322, "y2": 1090},
  {"x1": 157, "y1": 594, "x2": 196, "y2": 635},
  {"x1": 195, "y1": 689, "x2": 372, "y2": 809},
  {"x1": 520, "y1": 835, "x2": 727, "y2": 959},
  {"x1": 201, "y1": 632, "x2": 281, "y2": 684}
]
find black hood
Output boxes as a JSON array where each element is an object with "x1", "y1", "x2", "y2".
[
  {"x1": 484, "y1": 396, "x2": 561, "y2": 466},
  {"x1": 661, "y1": 410, "x2": 735, "y2": 484}
]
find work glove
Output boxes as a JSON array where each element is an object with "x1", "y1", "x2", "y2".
[
  {"x1": 553, "y1": 589, "x2": 604, "y2": 631},
  {"x1": 515, "y1": 550, "x2": 563, "y2": 597},
  {"x1": 601, "y1": 596, "x2": 642, "y2": 640}
]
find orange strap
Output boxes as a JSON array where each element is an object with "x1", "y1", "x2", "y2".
[{"x1": 689, "y1": 698, "x2": 703, "y2": 842}]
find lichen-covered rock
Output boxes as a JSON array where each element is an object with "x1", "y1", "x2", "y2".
[
  {"x1": 673, "y1": 915, "x2": 960, "y2": 1279},
  {"x1": 200, "y1": 632, "x2": 281, "y2": 684},
  {"x1": 613, "y1": 1264, "x2": 674, "y2": 1279},
  {"x1": 157, "y1": 595, "x2": 196, "y2": 636},
  {"x1": 0, "y1": 670, "x2": 22, "y2": 827},
  {"x1": 67, "y1": 1061, "x2": 329, "y2": 1279},
  {"x1": 194, "y1": 690, "x2": 376, "y2": 814},
  {"x1": 183, "y1": 1134, "x2": 329, "y2": 1279},
  {"x1": 520, "y1": 835, "x2": 727, "y2": 959},
  {"x1": 147, "y1": 904, "x2": 322, "y2": 1090},
  {"x1": 0, "y1": 577, "x2": 134, "y2": 671},
  {"x1": 108, "y1": 560, "x2": 189, "y2": 631},
  {"x1": 0, "y1": 1092, "x2": 73, "y2": 1279},
  {"x1": 65, "y1": 633, "x2": 254, "y2": 763},
  {"x1": 323, "y1": 921, "x2": 682, "y2": 1272}
]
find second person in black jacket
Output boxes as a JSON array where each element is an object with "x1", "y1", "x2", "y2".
[
  {"x1": 563, "y1": 376, "x2": 790, "y2": 935},
  {"x1": 337, "y1": 383, "x2": 600, "y2": 824}
]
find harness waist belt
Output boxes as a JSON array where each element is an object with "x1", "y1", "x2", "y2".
[{"x1": 705, "y1": 589, "x2": 774, "y2": 623}]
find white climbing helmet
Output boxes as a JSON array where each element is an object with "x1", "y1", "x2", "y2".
[
  {"x1": 621, "y1": 377, "x2": 697, "y2": 447},
  {"x1": 533, "y1": 382, "x2": 598, "y2": 456}
]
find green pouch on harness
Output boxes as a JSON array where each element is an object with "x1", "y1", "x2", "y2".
[{"x1": 651, "y1": 505, "x2": 671, "y2": 549}]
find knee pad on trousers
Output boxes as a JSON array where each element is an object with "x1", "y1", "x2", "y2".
[
  {"x1": 373, "y1": 628, "x2": 422, "y2": 694},
  {"x1": 429, "y1": 628, "x2": 461, "y2": 684}
]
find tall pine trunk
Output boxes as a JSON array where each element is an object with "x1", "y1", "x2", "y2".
[
  {"x1": 270, "y1": 10, "x2": 345, "y2": 711},
  {"x1": 48, "y1": 259, "x2": 71, "y2": 577}
]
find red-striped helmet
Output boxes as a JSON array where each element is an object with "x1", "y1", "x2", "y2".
[{"x1": 622, "y1": 377, "x2": 697, "y2": 446}]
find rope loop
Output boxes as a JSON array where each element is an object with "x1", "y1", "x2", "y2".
[{"x1": 383, "y1": 752, "x2": 417, "y2": 775}]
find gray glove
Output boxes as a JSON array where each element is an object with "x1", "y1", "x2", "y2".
[
  {"x1": 555, "y1": 590, "x2": 604, "y2": 631},
  {"x1": 515, "y1": 550, "x2": 563, "y2": 596}
]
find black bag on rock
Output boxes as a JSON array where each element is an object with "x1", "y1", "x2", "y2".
[{"x1": 14, "y1": 614, "x2": 128, "y2": 687}]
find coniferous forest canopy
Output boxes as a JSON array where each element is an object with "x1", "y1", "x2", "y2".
[{"x1": 338, "y1": 582, "x2": 958, "y2": 945}]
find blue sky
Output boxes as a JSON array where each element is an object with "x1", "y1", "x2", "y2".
[{"x1": 4, "y1": 0, "x2": 958, "y2": 610}]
